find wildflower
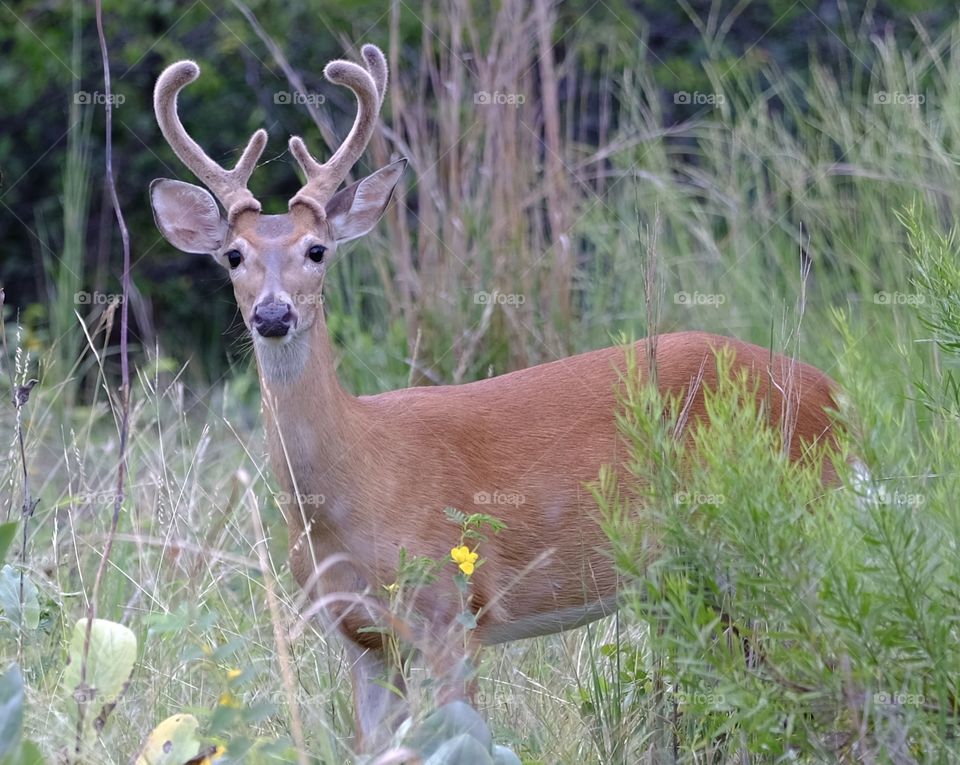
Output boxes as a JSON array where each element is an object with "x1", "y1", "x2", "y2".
[
  {"x1": 198, "y1": 745, "x2": 227, "y2": 764},
  {"x1": 226, "y1": 667, "x2": 243, "y2": 681},
  {"x1": 217, "y1": 691, "x2": 241, "y2": 709},
  {"x1": 450, "y1": 545, "x2": 479, "y2": 576}
]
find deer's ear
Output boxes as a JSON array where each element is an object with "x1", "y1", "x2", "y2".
[
  {"x1": 325, "y1": 159, "x2": 406, "y2": 244},
  {"x1": 150, "y1": 178, "x2": 228, "y2": 254}
]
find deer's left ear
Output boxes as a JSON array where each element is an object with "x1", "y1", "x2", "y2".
[{"x1": 325, "y1": 159, "x2": 406, "y2": 244}]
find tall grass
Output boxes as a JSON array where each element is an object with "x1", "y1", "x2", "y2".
[
  {"x1": 4, "y1": 2, "x2": 960, "y2": 763},
  {"x1": 326, "y1": 4, "x2": 960, "y2": 403},
  {"x1": 40, "y1": 0, "x2": 92, "y2": 413}
]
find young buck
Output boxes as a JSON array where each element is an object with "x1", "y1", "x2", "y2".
[{"x1": 150, "y1": 44, "x2": 840, "y2": 751}]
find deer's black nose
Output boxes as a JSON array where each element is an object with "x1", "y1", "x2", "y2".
[{"x1": 252, "y1": 300, "x2": 295, "y2": 338}]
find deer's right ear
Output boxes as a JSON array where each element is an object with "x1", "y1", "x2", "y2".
[{"x1": 150, "y1": 178, "x2": 228, "y2": 255}]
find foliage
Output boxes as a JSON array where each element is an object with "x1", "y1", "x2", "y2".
[
  {"x1": 3, "y1": 1, "x2": 960, "y2": 763},
  {"x1": 0, "y1": 523, "x2": 17, "y2": 564},
  {"x1": 594, "y1": 334, "x2": 960, "y2": 759},
  {"x1": 394, "y1": 701, "x2": 521, "y2": 764},
  {"x1": 63, "y1": 618, "x2": 138, "y2": 756}
]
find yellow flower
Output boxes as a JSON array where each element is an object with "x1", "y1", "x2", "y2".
[
  {"x1": 226, "y1": 668, "x2": 243, "y2": 681},
  {"x1": 450, "y1": 545, "x2": 479, "y2": 576},
  {"x1": 198, "y1": 746, "x2": 227, "y2": 765},
  {"x1": 218, "y1": 691, "x2": 241, "y2": 709}
]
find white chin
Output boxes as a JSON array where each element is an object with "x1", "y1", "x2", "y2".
[
  {"x1": 254, "y1": 332, "x2": 294, "y2": 346},
  {"x1": 254, "y1": 332, "x2": 308, "y2": 384}
]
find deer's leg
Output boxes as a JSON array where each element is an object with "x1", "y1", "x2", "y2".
[{"x1": 349, "y1": 644, "x2": 406, "y2": 752}]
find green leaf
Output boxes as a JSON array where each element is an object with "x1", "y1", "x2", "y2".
[
  {"x1": 0, "y1": 664, "x2": 25, "y2": 758},
  {"x1": 0, "y1": 523, "x2": 17, "y2": 564},
  {"x1": 423, "y1": 734, "x2": 494, "y2": 765},
  {"x1": 241, "y1": 700, "x2": 277, "y2": 725},
  {"x1": 443, "y1": 507, "x2": 469, "y2": 527},
  {"x1": 210, "y1": 637, "x2": 245, "y2": 662},
  {"x1": 0, "y1": 566, "x2": 39, "y2": 630},
  {"x1": 407, "y1": 701, "x2": 492, "y2": 759},
  {"x1": 464, "y1": 513, "x2": 507, "y2": 533},
  {"x1": 491, "y1": 745, "x2": 522, "y2": 765},
  {"x1": 456, "y1": 611, "x2": 478, "y2": 630},
  {"x1": 0, "y1": 739, "x2": 45, "y2": 765},
  {"x1": 132, "y1": 714, "x2": 202, "y2": 765},
  {"x1": 63, "y1": 619, "x2": 137, "y2": 741},
  {"x1": 599, "y1": 643, "x2": 618, "y2": 659}
]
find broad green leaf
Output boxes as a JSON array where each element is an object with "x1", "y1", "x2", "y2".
[
  {"x1": 0, "y1": 566, "x2": 39, "y2": 630},
  {"x1": 491, "y1": 745, "x2": 522, "y2": 765},
  {"x1": 423, "y1": 734, "x2": 493, "y2": 765},
  {"x1": 1, "y1": 739, "x2": 45, "y2": 765},
  {"x1": 0, "y1": 523, "x2": 16, "y2": 564},
  {"x1": 455, "y1": 611, "x2": 478, "y2": 630},
  {"x1": 133, "y1": 714, "x2": 202, "y2": 765},
  {"x1": 62, "y1": 619, "x2": 137, "y2": 739},
  {"x1": 407, "y1": 701, "x2": 492, "y2": 759},
  {"x1": 0, "y1": 664, "x2": 24, "y2": 757}
]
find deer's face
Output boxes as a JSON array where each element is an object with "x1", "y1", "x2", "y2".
[
  {"x1": 148, "y1": 47, "x2": 403, "y2": 375},
  {"x1": 150, "y1": 160, "x2": 405, "y2": 346}
]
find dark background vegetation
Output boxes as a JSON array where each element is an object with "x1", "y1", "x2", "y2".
[{"x1": 0, "y1": 0, "x2": 953, "y2": 387}]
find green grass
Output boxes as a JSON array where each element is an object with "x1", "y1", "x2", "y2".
[{"x1": 4, "y1": 4, "x2": 960, "y2": 764}]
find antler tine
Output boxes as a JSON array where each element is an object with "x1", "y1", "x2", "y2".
[
  {"x1": 154, "y1": 60, "x2": 267, "y2": 221},
  {"x1": 361, "y1": 43, "x2": 388, "y2": 108},
  {"x1": 288, "y1": 44, "x2": 387, "y2": 216}
]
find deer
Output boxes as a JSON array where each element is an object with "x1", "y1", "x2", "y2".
[{"x1": 149, "y1": 44, "x2": 841, "y2": 752}]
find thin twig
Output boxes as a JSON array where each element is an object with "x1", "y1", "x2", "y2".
[
  {"x1": 0, "y1": 292, "x2": 38, "y2": 664},
  {"x1": 75, "y1": 1, "x2": 133, "y2": 759},
  {"x1": 407, "y1": 327, "x2": 422, "y2": 387},
  {"x1": 641, "y1": 201, "x2": 663, "y2": 389}
]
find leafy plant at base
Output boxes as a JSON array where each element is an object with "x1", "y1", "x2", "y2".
[
  {"x1": 0, "y1": 523, "x2": 16, "y2": 565},
  {"x1": 0, "y1": 663, "x2": 44, "y2": 765},
  {"x1": 63, "y1": 618, "x2": 137, "y2": 760},
  {"x1": 595, "y1": 338, "x2": 960, "y2": 761}
]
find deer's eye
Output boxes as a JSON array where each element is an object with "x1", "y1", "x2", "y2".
[
  {"x1": 307, "y1": 244, "x2": 326, "y2": 263},
  {"x1": 225, "y1": 249, "x2": 243, "y2": 269}
]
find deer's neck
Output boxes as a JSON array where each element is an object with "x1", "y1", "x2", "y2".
[{"x1": 255, "y1": 317, "x2": 367, "y2": 529}]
